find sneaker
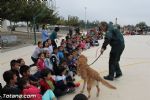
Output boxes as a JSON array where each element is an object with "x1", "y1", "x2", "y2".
[
  {"x1": 66, "y1": 88, "x2": 75, "y2": 93},
  {"x1": 75, "y1": 82, "x2": 80, "y2": 87},
  {"x1": 104, "y1": 75, "x2": 114, "y2": 81}
]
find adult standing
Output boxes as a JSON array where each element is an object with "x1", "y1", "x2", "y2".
[
  {"x1": 41, "y1": 25, "x2": 49, "y2": 42},
  {"x1": 69, "y1": 27, "x2": 73, "y2": 37},
  {"x1": 100, "y1": 22, "x2": 125, "y2": 81},
  {"x1": 49, "y1": 27, "x2": 60, "y2": 49}
]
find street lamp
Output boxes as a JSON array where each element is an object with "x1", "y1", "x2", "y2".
[{"x1": 84, "y1": 7, "x2": 87, "y2": 30}]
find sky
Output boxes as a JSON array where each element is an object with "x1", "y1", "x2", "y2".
[{"x1": 54, "y1": 0, "x2": 150, "y2": 26}]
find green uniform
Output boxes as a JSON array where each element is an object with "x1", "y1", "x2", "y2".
[
  {"x1": 102, "y1": 23, "x2": 125, "y2": 78},
  {"x1": 49, "y1": 31, "x2": 57, "y2": 48}
]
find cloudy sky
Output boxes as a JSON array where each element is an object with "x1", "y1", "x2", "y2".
[{"x1": 55, "y1": 0, "x2": 150, "y2": 26}]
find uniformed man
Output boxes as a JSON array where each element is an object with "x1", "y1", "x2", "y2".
[{"x1": 100, "y1": 22, "x2": 125, "y2": 81}]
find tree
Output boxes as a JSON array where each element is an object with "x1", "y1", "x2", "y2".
[
  {"x1": 136, "y1": 22, "x2": 148, "y2": 31},
  {"x1": 0, "y1": 0, "x2": 59, "y2": 32},
  {"x1": 67, "y1": 16, "x2": 79, "y2": 26}
]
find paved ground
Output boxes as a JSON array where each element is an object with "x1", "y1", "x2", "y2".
[{"x1": 0, "y1": 35, "x2": 150, "y2": 100}]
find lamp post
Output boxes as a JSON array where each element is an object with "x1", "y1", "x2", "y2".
[
  {"x1": 33, "y1": 17, "x2": 36, "y2": 45},
  {"x1": 115, "y1": 17, "x2": 118, "y2": 25},
  {"x1": 84, "y1": 7, "x2": 87, "y2": 30}
]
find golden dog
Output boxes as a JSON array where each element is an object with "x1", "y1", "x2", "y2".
[{"x1": 76, "y1": 55, "x2": 116, "y2": 98}]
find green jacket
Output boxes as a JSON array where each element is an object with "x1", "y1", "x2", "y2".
[
  {"x1": 49, "y1": 31, "x2": 57, "y2": 40},
  {"x1": 102, "y1": 23, "x2": 124, "y2": 50}
]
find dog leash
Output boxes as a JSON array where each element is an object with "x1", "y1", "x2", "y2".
[{"x1": 89, "y1": 53, "x2": 102, "y2": 66}]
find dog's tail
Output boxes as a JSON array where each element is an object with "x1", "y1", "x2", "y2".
[{"x1": 99, "y1": 77, "x2": 116, "y2": 89}]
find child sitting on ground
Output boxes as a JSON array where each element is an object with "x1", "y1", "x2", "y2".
[
  {"x1": 50, "y1": 47, "x2": 60, "y2": 75},
  {"x1": 1, "y1": 70, "x2": 20, "y2": 100},
  {"x1": 57, "y1": 46, "x2": 65, "y2": 62},
  {"x1": 55, "y1": 67, "x2": 76, "y2": 92},
  {"x1": 30, "y1": 41, "x2": 43, "y2": 67},
  {"x1": 10, "y1": 59, "x2": 21, "y2": 82},
  {"x1": 67, "y1": 54, "x2": 77, "y2": 75},
  {"x1": 37, "y1": 52, "x2": 46, "y2": 71},
  {"x1": 59, "y1": 60, "x2": 75, "y2": 82},
  {"x1": 18, "y1": 78, "x2": 42, "y2": 100},
  {"x1": 73, "y1": 93, "x2": 88, "y2": 100},
  {"x1": 34, "y1": 52, "x2": 46, "y2": 79},
  {"x1": 17, "y1": 58, "x2": 25, "y2": 66},
  {"x1": 44, "y1": 51, "x2": 53, "y2": 71},
  {"x1": 39, "y1": 68, "x2": 63, "y2": 97},
  {"x1": 19, "y1": 65, "x2": 39, "y2": 87},
  {"x1": 43, "y1": 41, "x2": 49, "y2": 52},
  {"x1": 47, "y1": 39, "x2": 53, "y2": 54}
]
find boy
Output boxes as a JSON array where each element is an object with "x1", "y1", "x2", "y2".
[
  {"x1": 1, "y1": 70, "x2": 20, "y2": 100},
  {"x1": 10, "y1": 59, "x2": 20, "y2": 81},
  {"x1": 19, "y1": 65, "x2": 38, "y2": 86},
  {"x1": 30, "y1": 41, "x2": 43, "y2": 67}
]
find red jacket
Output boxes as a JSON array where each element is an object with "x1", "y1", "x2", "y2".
[
  {"x1": 37, "y1": 59, "x2": 45, "y2": 71},
  {"x1": 39, "y1": 77, "x2": 55, "y2": 94},
  {"x1": 22, "y1": 85, "x2": 42, "y2": 100}
]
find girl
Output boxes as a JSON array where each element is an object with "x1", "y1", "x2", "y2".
[
  {"x1": 17, "y1": 58, "x2": 25, "y2": 66},
  {"x1": 47, "y1": 39, "x2": 53, "y2": 54},
  {"x1": 43, "y1": 41, "x2": 49, "y2": 52},
  {"x1": 37, "y1": 52, "x2": 46, "y2": 71},
  {"x1": 44, "y1": 51, "x2": 53, "y2": 71},
  {"x1": 33, "y1": 52, "x2": 45, "y2": 79}
]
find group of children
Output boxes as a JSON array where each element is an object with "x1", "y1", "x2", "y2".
[{"x1": 0, "y1": 28, "x2": 102, "y2": 100}]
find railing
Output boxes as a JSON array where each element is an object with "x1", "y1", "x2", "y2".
[{"x1": 0, "y1": 37, "x2": 8, "y2": 48}]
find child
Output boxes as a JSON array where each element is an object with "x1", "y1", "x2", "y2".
[
  {"x1": 79, "y1": 39, "x2": 86, "y2": 50},
  {"x1": 42, "y1": 89, "x2": 57, "y2": 100},
  {"x1": 59, "y1": 60, "x2": 75, "y2": 82},
  {"x1": 57, "y1": 46, "x2": 65, "y2": 62},
  {"x1": 1, "y1": 70, "x2": 20, "y2": 100},
  {"x1": 37, "y1": 52, "x2": 46, "y2": 71},
  {"x1": 30, "y1": 41, "x2": 43, "y2": 67},
  {"x1": 66, "y1": 39, "x2": 73, "y2": 53},
  {"x1": 55, "y1": 67, "x2": 76, "y2": 91},
  {"x1": 60, "y1": 39, "x2": 66, "y2": 48},
  {"x1": 17, "y1": 58, "x2": 25, "y2": 66},
  {"x1": 43, "y1": 41, "x2": 49, "y2": 52},
  {"x1": 47, "y1": 39, "x2": 53, "y2": 54},
  {"x1": 50, "y1": 47, "x2": 59, "y2": 75},
  {"x1": 67, "y1": 54, "x2": 77, "y2": 75},
  {"x1": 73, "y1": 93, "x2": 88, "y2": 100},
  {"x1": 33, "y1": 52, "x2": 46, "y2": 79},
  {"x1": 39, "y1": 68, "x2": 64, "y2": 97},
  {"x1": 19, "y1": 65, "x2": 39, "y2": 87},
  {"x1": 10, "y1": 59, "x2": 20, "y2": 82},
  {"x1": 18, "y1": 78, "x2": 42, "y2": 100},
  {"x1": 44, "y1": 51, "x2": 53, "y2": 71}
]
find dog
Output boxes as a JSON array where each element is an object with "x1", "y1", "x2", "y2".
[{"x1": 76, "y1": 55, "x2": 116, "y2": 98}]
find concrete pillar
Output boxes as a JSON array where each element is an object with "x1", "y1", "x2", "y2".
[{"x1": 2, "y1": 20, "x2": 9, "y2": 31}]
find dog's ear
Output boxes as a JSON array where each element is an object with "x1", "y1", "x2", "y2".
[
  {"x1": 78, "y1": 57, "x2": 87, "y2": 64},
  {"x1": 79, "y1": 55, "x2": 88, "y2": 63}
]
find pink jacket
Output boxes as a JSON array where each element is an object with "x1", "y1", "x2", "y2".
[
  {"x1": 79, "y1": 41, "x2": 86, "y2": 49},
  {"x1": 37, "y1": 58, "x2": 45, "y2": 71},
  {"x1": 22, "y1": 85, "x2": 42, "y2": 100}
]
